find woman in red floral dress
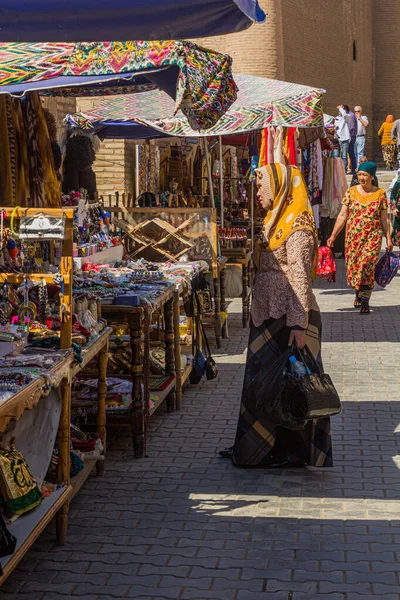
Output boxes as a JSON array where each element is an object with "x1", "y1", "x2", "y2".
[{"x1": 327, "y1": 162, "x2": 392, "y2": 314}]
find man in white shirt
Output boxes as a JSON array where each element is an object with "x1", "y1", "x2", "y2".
[
  {"x1": 354, "y1": 105, "x2": 369, "y2": 167},
  {"x1": 335, "y1": 108, "x2": 351, "y2": 173}
]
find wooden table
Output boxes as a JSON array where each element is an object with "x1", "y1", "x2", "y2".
[
  {"x1": 102, "y1": 286, "x2": 178, "y2": 458},
  {"x1": 0, "y1": 354, "x2": 73, "y2": 585},
  {"x1": 72, "y1": 327, "x2": 112, "y2": 480}
]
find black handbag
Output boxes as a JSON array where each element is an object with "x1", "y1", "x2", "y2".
[
  {"x1": 190, "y1": 315, "x2": 206, "y2": 384},
  {"x1": 184, "y1": 289, "x2": 212, "y2": 318},
  {"x1": 244, "y1": 345, "x2": 307, "y2": 429},
  {"x1": 286, "y1": 344, "x2": 341, "y2": 421},
  {"x1": 199, "y1": 319, "x2": 218, "y2": 380}
]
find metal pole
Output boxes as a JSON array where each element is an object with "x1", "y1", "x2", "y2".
[
  {"x1": 134, "y1": 144, "x2": 140, "y2": 204},
  {"x1": 219, "y1": 136, "x2": 224, "y2": 228},
  {"x1": 203, "y1": 138, "x2": 215, "y2": 209},
  {"x1": 250, "y1": 181, "x2": 255, "y2": 251}
]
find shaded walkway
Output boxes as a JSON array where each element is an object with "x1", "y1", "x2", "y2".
[{"x1": 2, "y1": 260, "x2": 400, "y2": 600}]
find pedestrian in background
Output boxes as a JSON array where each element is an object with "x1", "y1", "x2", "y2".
[
  {"x1": 338, "y1": 105, "x2": 357, "y2": 175},
  {"x1": 335, "y1": 107, "x2": 350, "y2": 174},
  {"x1": 391, "y1": 117, "x2": 400, "y2": 162},
  {"x1": 378, "y1": 115, "x2": 397, "y2": 169},
  {"x1": 328, "y1": 162, "x2": 392, "y2": 314},
  {"x1": 354, "y1": 105, "x2": 369, "y2": 167}
]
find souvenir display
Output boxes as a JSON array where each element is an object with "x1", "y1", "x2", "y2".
[
  {"x1": 218, "y1": 227, "x2": 248, "y2": 249},
  {"x1": 0, "y1": 442, "x2": 42, "y2": 517}
]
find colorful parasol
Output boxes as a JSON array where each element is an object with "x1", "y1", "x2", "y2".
[
  {"x1": 68, "y1": 73, "x2": 326, "y2": 138},
  {"x1": 0, "y1": 40, "x2": 237, "y2": 131}
]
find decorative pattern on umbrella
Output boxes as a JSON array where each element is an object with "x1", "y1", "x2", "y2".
[
  {"x1": 0, "y1": 40, "x2": 237, "y2": 131},
  {"x1": 72, "y1": 74, "x2": 325, "y2": 135}
]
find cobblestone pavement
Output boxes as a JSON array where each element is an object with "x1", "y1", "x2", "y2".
[{"x1": 2, "y1": 259, "x2": 400, "y2": 600}]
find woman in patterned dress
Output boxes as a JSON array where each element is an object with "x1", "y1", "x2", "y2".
[
  {"x1": 220, "y1": 163, "x2": 333, "y2": 469},
  {"x1": 328, "y1": 162, "x2": 392, "y2": 314}
]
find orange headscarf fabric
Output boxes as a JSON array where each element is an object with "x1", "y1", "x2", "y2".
[{"x1": 386, "y1": 115, "x2": 394, "y2": 123}]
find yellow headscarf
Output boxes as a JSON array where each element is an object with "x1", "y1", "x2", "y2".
[{"x1": 253, "y1": 163, "x2": 318, "y2": 277}]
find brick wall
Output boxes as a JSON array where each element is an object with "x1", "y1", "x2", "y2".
[
  {"x1": 196, "y1": 0, "x2": 283, "y2": 78},
  {"x1": 77, "y1": 98, "x2": 136, "y2": 196},
  {"x1": 42, "y1": 97, "x2": 77, "y2": 143},
  {"x1": 372, "y1": 0, "x2": 400, "y2": 162}
]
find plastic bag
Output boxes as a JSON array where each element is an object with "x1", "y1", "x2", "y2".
[
  {"x1": 243, "y1": 345, "x2": 308, "y2": 430},
  {"x1": 374, "y1": 251, "x2": 399, "y2": 288},
  {"x1": 317, "y1": 246, "x2": 336, "y2": 283}
]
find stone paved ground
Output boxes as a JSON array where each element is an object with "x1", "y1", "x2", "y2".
[{"x1": 2, "y1": 259, "x2": 400, "y2": 600}]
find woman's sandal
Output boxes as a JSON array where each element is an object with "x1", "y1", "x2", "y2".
[
  {"x1": 354, "y1": 299, "x2": 362, "y2": 308},
  {"x1": 360, "y1": 302, "x2": 370, "y2": 314},
  {"x1": 219, "y1": 447, "x2": 233, "y2": 458}
]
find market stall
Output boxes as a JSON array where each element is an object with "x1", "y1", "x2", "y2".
[
  {"x1": 68, "y1": 74, "x2": 326, "y2": 327},
  {"x1": 0, "y1": 36, "x2": 239, "y2": 579}
]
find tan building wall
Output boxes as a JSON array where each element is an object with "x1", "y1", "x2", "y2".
[
  {"x1": 199, "y1": 0, "x2": 375, "y2": 158},
  {"x1": 372, "y1": 0, "x2": 400, "y2": 162},
  {"x1": 73, "y1": 0, "x2": 394, "y2": 190}
]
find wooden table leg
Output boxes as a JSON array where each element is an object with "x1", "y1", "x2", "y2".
[
  {"x1": 220, "y1": 266, "x2": 228, "y2": 339},
  {"x1": 242, "y1": 262, "x2": 249, "y2": 328},
  {"x1": 96, "y1": 340, "x2": 108, "y2": 476},
  {"x1": 173, "y1": 290, "x2": 182, "y2": 411},
  {"x1": 56, "y1": 376, "x2": 71, "y2": 545},
  {"x1": 164, "y1": 297, "x2": 176, "y2": 412},
  {"x1": 213, "y1": 275, "x2": 222, "y2": 348},
  {"x1": 128, "y1": 310, "x2": 145, "y2": 458}
]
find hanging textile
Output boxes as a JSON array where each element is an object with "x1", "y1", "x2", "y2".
[
  {"x1": 320, "y1": 157, "x2": 347, "y2": 219},
  {"x1": 303, "y1": 140, "x2": 322, "y2": 206},
  {"x1": 273, "y1": 126, "x2": 285, "y2": 163},
  {"x1": 32, "y1": 93, "x2": 61, "y2": 207},
  {"x1": 258, "y1": 129, "x2": 268, "y2": 167},
  {"x1": 12, "y1": 99, "x2": 29, "y2": 207},
  {"x1": 0, "y1": 97, "x2": 13, "y2": 205}
]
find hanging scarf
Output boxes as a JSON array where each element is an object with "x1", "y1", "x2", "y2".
[{"x1": 253, "y1": 163, "x2": 318, "y2": 278}]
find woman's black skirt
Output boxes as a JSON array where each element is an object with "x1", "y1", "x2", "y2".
[{"x1": 232, "y1": 310, "x2": 333, "y2": 468}]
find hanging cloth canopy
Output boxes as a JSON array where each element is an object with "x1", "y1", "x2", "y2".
[
  {"x1": 67, "y1": 74, "x2": 326, "y2": 139},
  {"x1": 0, "y1": 0, "x2": 266, "y2": 42},
  {"x1": 0, "y1": 40, "x2": 237, "y2": 131}
]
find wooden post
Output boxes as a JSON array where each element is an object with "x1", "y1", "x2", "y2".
[
  {"x1": 213, "y1": 274, "x2": 222, "y2": 349},
  {"x1": 60, "y1": 213, "x2": 73, "y2": 349},
  {"x1": 56, "y1": 376, "x2": 71, "y2": 544},
  {"x1": 128, "y1": 310, "x2": 144, "y2": 457},
  {"x1": 96, "y1": 340, "x2": 108, "y2": 476},
  {"x1": 164, "y1": 297, "x2": 176, "y2": 412},
  {"x1": 220, "y1": 265, "x2": 228, "y2": 339},
  {"x1": 173, "y1": 290, "x2": 182, "y2": 411},
  {"x1": 242, "y1": 262, "x2": 249, "y2": 328}
]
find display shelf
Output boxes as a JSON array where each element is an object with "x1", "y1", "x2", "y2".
[
  {"x1": 181, "y1": 364, "x2": 193, "y2": 386},
  {"x1": 0, "y1": 485, "x2": 72, "y2": 585},
  {"x1": 70, "y1": 459, "x2": 100, "y2": 500},
  {"x1": 0, "y1": 355, "x2": 72, "y2": 433},
  {"x1": 72, "y1": 327, "x2": 113, "y2": 376},
  {"x1": 73, "y1": 244, "x2": 124, "y2": 269},
  {"x1": 149, "y1": 376, "x2": 176, "y2": 417}
]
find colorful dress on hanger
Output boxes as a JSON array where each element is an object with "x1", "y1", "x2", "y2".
[{"x1": 343, "y1": 186, "x2": 387, "y2": 289}]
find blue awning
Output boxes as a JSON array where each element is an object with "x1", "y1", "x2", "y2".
[{"x1": 0, "y1": 1, "x2": 266, "y2": 42}]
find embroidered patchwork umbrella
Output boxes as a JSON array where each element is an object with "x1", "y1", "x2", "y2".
[
  {"x1": 67, "y1": 73, "x2": 326, "y2": 138},
  {"x1": 0, "y1": 40, "x2": 237, "y2": 131},
  {"x1": 0, "y1": 0, "x2": 266, "y2": 42}
]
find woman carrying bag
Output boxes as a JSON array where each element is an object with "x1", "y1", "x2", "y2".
[{"x1": 220, "y1": 163, "x2": 333, "y2": 469}]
